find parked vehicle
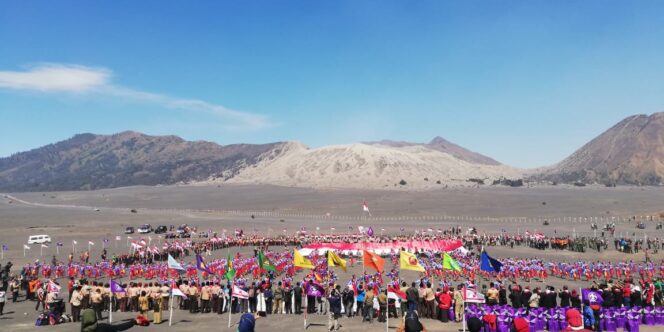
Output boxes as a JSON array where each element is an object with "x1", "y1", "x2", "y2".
[
  {"x1": 125, "y1": 226, "x2": 135, "y2": 234},
  {"x1": 28, "y1": 235, "x2": 51, "y2": 244},
  {"x1": 198, "y1": 231, "x2": 209, "y2": 238},
  {"x1": 176, "y1": 224, "x2": 189, "y2": 234},
  {"x1": 155, "y1": 225, "x2": 168, "y2": 234},
  {"x1": 137, "y1": 224, "x2": 153, "y2": 234}
]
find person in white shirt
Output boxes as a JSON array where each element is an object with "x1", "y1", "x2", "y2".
[{"x1": 0, "y1": 287, "x2": 6, "y2": 315}]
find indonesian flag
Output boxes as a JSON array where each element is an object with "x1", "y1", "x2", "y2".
[
  {"x1": 388, "y1": 286, "x2": 407, "y2": 300},
  {"x1": 115, "y1": 236, "x2": 121, "y2": 241},
  {"x1": 41, "y1": 244, "x2": 49, "y2": 248},
  {"x1": 88, "y1": 241, "x2": 95, "y2": 246},
  {"x1": 362, "y1": 201, "x2": 371, "y2": 216},
  {"x1": 72, "y1": 240, "x2": 78, "y2": 245},
  {"x1": 48, "y1": 280, "x2": 61, "y2": 293},
  {"x1": 131, "y1": 241, "x2": 143, "y2": 250},
  {"x1": 24, "y1": 244, "x2": 31, "y2": 250},
  {"x1": 232, "y1": 285, "x2": 249, "y2": 299},
  {"x1": 171, "y1": 281, "x2": 187, "y2": 298}
]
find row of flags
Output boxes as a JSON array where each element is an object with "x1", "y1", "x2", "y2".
[{"x1": 294, "y1": 248, "x2": 502, "y2": 275}]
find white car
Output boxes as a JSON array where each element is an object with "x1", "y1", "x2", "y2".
[
  {"x1": 137, "y1": 224, "x2": 153, "y2": 234},
  {"x1": 28, "y1": 235, "x2": 51, "y2": 244}
]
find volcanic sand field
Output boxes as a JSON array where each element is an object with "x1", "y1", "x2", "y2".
[{"x1": 2, "y1": 184, "x2": 664, "y2": 331}]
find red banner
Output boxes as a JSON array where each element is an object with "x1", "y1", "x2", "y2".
[{"x1": 303, "y1": 239, "x2": 462, "y2": 252}]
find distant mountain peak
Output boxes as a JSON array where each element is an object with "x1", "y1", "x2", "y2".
[
  {"x1": 0, "y1": 131, "x2": 286, "y2": 191},
  {"x1": 428, "y1": 136, "x2": 450, "y2": 145},
  {"x1": 364, "y1": 136, "x2": 501, "y2": 165},
  {"x1": 539, "y1": 112, "x2": 664, "y2": 185}
]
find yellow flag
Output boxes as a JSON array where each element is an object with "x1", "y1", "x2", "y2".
[
  {"x1": 294, "y1": 249, "x2": 315, "y2": 269},
  {"x1": 327, "y1": 250, "x2": 347, "y2": 272},
  {"x1": 400, "y1": 250, "x2": 425, "y2": 272}
]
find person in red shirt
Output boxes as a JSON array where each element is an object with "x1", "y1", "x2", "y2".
[{"x1": 436, "y1": 287, "x2": 451, "y2": 323}]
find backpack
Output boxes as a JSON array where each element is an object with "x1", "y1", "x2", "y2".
[{"x1": 404, "y1": 311, "x2": 423, "y2": 332}]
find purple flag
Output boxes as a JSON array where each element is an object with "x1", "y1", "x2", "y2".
[
  {"x1": 306, "y1": 282, "x2": 324, "y2": 297},
  {"x1": 581, "y1": 289, "x2": 603, "y2": 305},
  {"x1": 367, "y1": 227, "x2": 374, "y2": 237},
  {"x1": 1, "y1": 244, "x2": 7, "y2": 251},
  {"x1": 110, "y1": 280, "x2": 125, "y2": 293}
]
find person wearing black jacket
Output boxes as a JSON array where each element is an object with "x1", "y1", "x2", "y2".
[
  {"x1": 509, "y1": 284, "x2": 522, "y2": 308},
  {"x1": 520, "y1": 287, "x2": 532, "y2": 309},
  {"x1": 570, "y1": 290, "x2": 581, "y2": 309},
  {"x1": 602, "y1": 286, "x2": 614, "y2": 308},
  {"x1": 631, "y1": 287, "x2": 642, "y2": 307},
  {"x1": 293, "y1": 283, "x2": 303, "y2": 314},
  {"x1": 612, "y1": 286, "x2": 623, "y2": 308},
  {"x1": 499, "y1": 285, "x2": 507, "y2": 306},
  {"x1": 542, "y1": 287, "x2": 557, "y2": 309},
  {"x1": 559, "y1": 286, "x2": 571, "y2": 307}
]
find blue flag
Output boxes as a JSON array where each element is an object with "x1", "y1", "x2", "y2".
[
  {"x1": 1, "y1": 244, "x2": 7, "y2": 251},
  {"x1": 480, "y1": 251, "x2": 503, "y2": 272},
  {"x1": 167, "y1": 254, "x2": 185, "y2": 271}
]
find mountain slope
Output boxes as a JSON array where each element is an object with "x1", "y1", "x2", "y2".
[
  {"x1": 365, "y1": 137, "x2": 501, "y2": 165},
  {"x1": 0, "y1": 131, "x2": 286, "y2": 191},
  {"x1": 539, "y1": 112, "x2": 664, "y2": 185},
  {"x1": 221, "y1": 142, "x2": 520, "y2": 189}
]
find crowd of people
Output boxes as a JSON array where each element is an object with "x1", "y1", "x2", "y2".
[{"x1": 1, "y1": 225, "x2": 664, "y2": 332}]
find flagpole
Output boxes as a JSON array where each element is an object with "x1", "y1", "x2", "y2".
[
  {"x1": 385, "y1": 286, "x2": 389, "y2": 332},
  {"x1": 40, "y1": 244, "x2": 43, "y2": 257},
  {"x1": 24, "y1": 245, "x2": 26, "y2": 257},
  {"x1": 228, "y1": 282, "x2": 233, "y2": 329},
  {"x1": 56, "y1": 244, "x2": 59, "y2": 256},
  {"x1": 169, "y1": 288, "x2": 174, "y2": 327},
  {"x1": 109, "y1": 290, "x2": 113, "y2": 323}
]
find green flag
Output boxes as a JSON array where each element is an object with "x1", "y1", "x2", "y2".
[
  {"x1": 224, "y1": 254, "x2": 236, "y2": 280},
  {"x1": 442, "y1": 252, "x2": 461, "y2": 272},
  {"x1": 258, "y1": 251, "x2": 277, "y2": 272}
]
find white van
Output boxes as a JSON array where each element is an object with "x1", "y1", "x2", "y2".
[{"x1": 27, "y1": 235, "x2": 51, "y2": 244}]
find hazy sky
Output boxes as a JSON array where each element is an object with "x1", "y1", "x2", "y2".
[{"x1": 1, "y1": 1, "x2": 663, "y2": 168}]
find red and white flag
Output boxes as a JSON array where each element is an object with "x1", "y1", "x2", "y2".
[
  {"x1": 232, "y1": 285, "x2": 249, "y2": 299},
  {"x1": 48, "y1": 280, "x2": 61, "y2": 293},
  {"x1": 171, "y1": 281, "x2": 187, "y2": 298},
  {"x1": 362, "y1": 201, "x2": 371, "y2": 215},
  {"x1": 88, "y1": 241, "x2": 95, "y2": 246},
  {"x1": 463, "y1": 287, "x2": 485, "y2": 303}
]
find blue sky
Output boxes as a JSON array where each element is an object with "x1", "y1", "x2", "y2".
[{"x1": 1, "y1": 1, "x2": 663, "y2": 168}]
